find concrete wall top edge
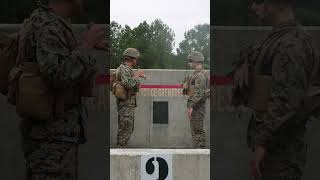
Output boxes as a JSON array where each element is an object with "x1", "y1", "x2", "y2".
[{"x1": 110, "y1": 149, "x2": 210, "y2": 155}]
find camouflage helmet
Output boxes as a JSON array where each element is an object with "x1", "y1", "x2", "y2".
[
  {"x1": 188, "y1": 51, "x2": 204, "y2": 62},
  {"x1": 123, "y1": 48, "x2": 140, "y2": 59}
]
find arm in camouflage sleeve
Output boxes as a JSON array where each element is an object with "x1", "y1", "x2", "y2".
[
  {"x1": 183, "y1": 74, "x2": 190, "y2": 84},
  {"x1": 120, "y1": 68, "x2": 140, "y2": 89},
  {"x1": 189, "y1": 74, "x2": 208, "y2": 108},
  {"x1": 36, "y1": 24, "x2": 96, "y2": 90},
  {"x1": 182, "y1": 74, "x2": 191, "y2": 95},
  {"x1": 254, "y1": 42, "x2": 309, "y2": 147}
]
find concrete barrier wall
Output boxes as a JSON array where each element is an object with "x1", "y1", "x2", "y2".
[
  {"x1": 110, "y1": 149, "x2": 210, "y2": 180},
  {"x1": 110, "y1": 69, "x2": 210, "y2": 148},
  {"x1": 212, "y1": 26, "x2": 320, "y2": 180}
]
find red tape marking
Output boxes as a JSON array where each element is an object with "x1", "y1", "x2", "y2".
[
  {"x1": 140, "y1": 84, "x2": 183, "y2": 89},
  {"x1": 95, "y1": 74, "x2": 110, "y2": 85},
  {"x1": 211, "y1": 75, "x2": 233, "y2": 85},
  {"x1": 96, "y1": 74, "x2": 234, "y2": 86}
]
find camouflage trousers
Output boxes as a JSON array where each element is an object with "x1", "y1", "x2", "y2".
[
  {"x1": 248, "y1": 113, "x2": 307, "y2": 180},
  {"x1": 190, "y1": 109, "x2": 206, "y2": 148},
  {"x1": 117, "y1": 106, "x2": 135, "y2": 148},
  {"x1": 23, "y1": 140, "x2": 79, "y2": 180},
  {"x1": 260, "y1": 140, "x2": 307, "y2": 180}
]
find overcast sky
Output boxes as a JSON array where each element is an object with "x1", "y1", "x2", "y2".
[{"x1": 110, "y1": 0, "x2": 210, "y2": 53}]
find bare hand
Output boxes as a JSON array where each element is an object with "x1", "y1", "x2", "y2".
[
  {"x1": 135, "y1": 70, "x2": 145, "y2": 78},
  {"x1": 250, "y1": 145, "x2": 266, "y2": 180},
  {"x1": 188, "y1": 108, "x2": 193, "y2": 120},
  {"x1": 82, "y1": 24, "x2": 105, "y2": 49}
]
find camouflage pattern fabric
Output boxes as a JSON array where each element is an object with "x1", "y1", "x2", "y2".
[
  {"x1": 23, "y1": 140, "x2": 78, "y2": 180},
  {"x1": 230, "y1": 43, "x2": 261, "y2": 107},
  {"x1": 187, "y1": 70, "x2": 209, "y2": 109},
  {"x1": 187, "y1": 70, "x2": 208, "y2": 148},
  {"x1": 190, "y1": 107, "x2": 206, "y2": 148},
  {"x1": 116, "y1": 62, "x2": 140, "y2": 147},
  {"x1": 116, "y1": 63, "x2": 140, "y2": 107},
  {"x1": 246, "y1": 22, "x2": 320, "y2": 179},
  {"x1": 19, "y1": 7, "x2": 97, "y2": 179},
  {"x1": 116, "y1": 106, "x2": 135, "y2": 147}
]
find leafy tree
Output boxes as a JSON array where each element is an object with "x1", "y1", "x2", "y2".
[
  {"x1": 110, "y1": 19, "x2": 176, "y2": 69},
  {"x1": 177, "y1": 24, "x2": 210, "y2": 69},
  {"x1": 110, "y1": 21, "x2": 141, "y2": 68}
]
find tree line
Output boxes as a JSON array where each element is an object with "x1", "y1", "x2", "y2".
[{"x1": 110, "y1": 20, "x2": 210, "y2": 69}]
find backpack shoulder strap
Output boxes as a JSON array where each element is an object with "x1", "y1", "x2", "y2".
[
  {"x1": 192, "y1": 71, "x2": 207, "y2": 85},
  {"x1": 190, "y1": 73, "x2": 198, "y2": 83},
  {"x1": 115, "y1": 67, "x2": 120, "y2": 81},
  {"x1": 15, "y1": 33, "x2": 24, "y2": 67},
  {"x1": 205, "y1": 72, "x2": 209, "y2": 89}
]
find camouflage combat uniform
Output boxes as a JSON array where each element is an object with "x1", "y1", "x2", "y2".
[
  {"x1": 186, "y1": 70, "x2": 208, "y2": 148},
  {"x1": 246, "y1": 22, "x2": 320, "y2": 180},
  {"x1": 19, "y1": 6, "x2": 96, "y2": 180},
  {"x1": 116, "y1": 63, "x2": 140, "y2": 147}
]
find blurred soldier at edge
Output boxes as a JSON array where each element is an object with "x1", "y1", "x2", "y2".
[
  {"x1": 19, "y1": 0, "x2": 107, "y2": 179},
  {"x1": 232, "y1": 0, "x2": 320, "y2": 179},
  {"x1": 182, "y1": 51, "x2": 209, "y2": 148}
]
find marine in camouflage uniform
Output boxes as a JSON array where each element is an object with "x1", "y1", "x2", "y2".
[
  {"x1": 183, "y1": 51, "x2": 209, "y2": 148},
  {"x1": 232, "y1": 0, "x2": 320, "y2": 179},
  {"x1": 116, "y1": 48, "x2": 143, "y2": 148},
  {"x1": 18, "y1": 1, "x2": 104, "y2": 179}
]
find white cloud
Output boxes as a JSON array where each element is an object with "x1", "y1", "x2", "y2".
[{"x1": 111, "y1": 0, "x2": 210, "y2": 53}]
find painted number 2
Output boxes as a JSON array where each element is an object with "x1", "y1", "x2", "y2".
[
  {"x1": 145, "y1": 157, "x2": 169, "y2": 180},
  {"x1": 141, "y1": 154, "x2": 172, "y2": 180}
]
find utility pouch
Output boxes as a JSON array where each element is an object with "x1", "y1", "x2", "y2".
[
  {"x1": 15, "y1": 62, "x2": 64, "y2": 120},
  {"x1": 112, "y1": 81, "x2": 127, "y2": 100},
  {"x1": 248, "y1": 75, "x2": 273, "y2": 111},
  {"x1": 188, "y1": 84, "x2": 195, "y2": 97}
]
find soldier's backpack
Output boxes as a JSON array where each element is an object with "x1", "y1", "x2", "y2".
[
  {"x1": 182, "y1": 74, "x2": 191, "y2": 96},
  {"x1": 0, "y1": 32, "x2": 60, "y2": 119},
  {"x1": 4, "y1": 30, "x2": 64, "y2": 120},
  {"x1": 110, "y1": 69, "x2": 127, "y2": 99},
  {"x1": 0, "y1": 32, "x2": 19, "y2": 95},
  {"x1": 204, "y1": 72, "x2": 210, "y2": 99},
  {"x1": 188, "y1": 75, "x2": 197, "y2": 97},
  {"x1": 110, "y1": 70, "x2": 117, "y2": 92},
  {"x1": 184, "y1": 71, "x2": 210, "y2": 99}
]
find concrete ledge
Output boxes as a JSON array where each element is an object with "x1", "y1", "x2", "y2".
[{"x1": 110, "y1": 149, "x2": 210, "y2": 180}]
